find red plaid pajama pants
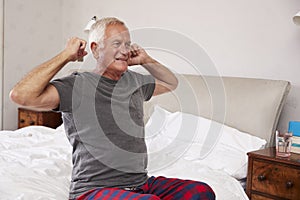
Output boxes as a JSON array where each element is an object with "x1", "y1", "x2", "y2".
[{"x1": 75, "y1": 176, "x2": 215, "y2": 200}]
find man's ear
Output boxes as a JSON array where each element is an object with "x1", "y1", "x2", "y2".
[{"x1": 90, "y1": 42, "x2": 99, "y2": 59}]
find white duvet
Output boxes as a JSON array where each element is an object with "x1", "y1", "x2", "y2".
[
  {"x1": 0, "y1": 124, "x2": 250, "y2": 200},
  {"x1": 0, "y1": 126, "x2": 72, "y2": 200}
]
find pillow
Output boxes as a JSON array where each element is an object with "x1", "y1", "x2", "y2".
[{"x1": 145, "y1": 106, "x2": 266, "y2": 179}]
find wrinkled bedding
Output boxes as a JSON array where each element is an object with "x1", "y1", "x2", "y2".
[{"x1": 0, "y1": 125, "x2": 249, "y2": 200}]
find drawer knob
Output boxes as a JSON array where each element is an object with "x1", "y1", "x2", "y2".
[
  {"x1": 258, "y1": 175, "x2": 266, "y2": 181},
  {"x1": 29, "y1": 121, "x2": 35, "y2": 125},
  {"x1": 20, "y1": 119, "x2": 25, "y2": 123},
  {"x1": 286, "y1": 181, "x2": 293, "y2": 189}
]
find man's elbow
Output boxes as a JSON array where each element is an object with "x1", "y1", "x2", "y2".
[
  {"x1": 9, "y1": 89, "x2": 29, "y2": 106},
  {"x1": 172, "y1": 77, "x2": 179, "y2": 91},
  {"x1": 168, "y1": 76, "x2": 178, "y2": 91},
  {"x1": 153, "y1": 78, "x2": 178, "y2": 96}
]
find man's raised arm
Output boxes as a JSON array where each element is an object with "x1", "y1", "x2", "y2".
[
  {"x1": 9, "y1": 37, "x2": 87, "y2": 111},
  {"x1": 127, "y1": 44, "x2": 178, "y2": 96}
]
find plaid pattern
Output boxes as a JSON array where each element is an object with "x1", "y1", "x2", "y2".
[{"x1": 75, "y1": 176, "x2": 215, "y2": 200}]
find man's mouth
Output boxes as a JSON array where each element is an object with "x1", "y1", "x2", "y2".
[{"x1": 115, "y1": 57, "x2": 128, "y2": 62}]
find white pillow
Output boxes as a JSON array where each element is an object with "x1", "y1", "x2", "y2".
[{"x1": 145, "y1": 106, "x2": 266, "y2": 179}]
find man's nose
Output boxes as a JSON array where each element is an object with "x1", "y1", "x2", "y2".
[{"x1": 120, "y1": 44, "x2": 130, "y2": 54}]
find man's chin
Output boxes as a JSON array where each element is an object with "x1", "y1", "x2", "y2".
[
  {"x1": 121, "y1": 66, "x2": 128, "y2": 73},
  {"x1": 107, "y1": 64, "x2": 128, "y2": 73},
  {"x1": 117, "y1": 63, "x2": 128, "y2": 72}
]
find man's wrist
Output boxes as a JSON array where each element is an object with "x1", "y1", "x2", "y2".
[
  {"x1": 142, "y1": 57, "x2": 156, "y2": 67},
  {"x1": 60, "y1": 49, "x2": 74, "y2": 63}
]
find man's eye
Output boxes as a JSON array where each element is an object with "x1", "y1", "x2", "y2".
[
  {"x1": 125, "y1": 43, "x2": 131, "y2": 49},
  {"x1": 113, "y1": 42, "x2": 120, "y2": 47}
]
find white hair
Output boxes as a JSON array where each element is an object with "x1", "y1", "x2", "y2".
[{"x1": 88, "y1": 17, "x2": 126, "y2": 49}]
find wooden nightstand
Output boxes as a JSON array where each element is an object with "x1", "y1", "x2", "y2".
[
  {"x1": 246, "y1": 147, "x2": 300, "y2": 200},
  {"x1": 18, "y1": 107, "x2": 62, "y2": 129}
]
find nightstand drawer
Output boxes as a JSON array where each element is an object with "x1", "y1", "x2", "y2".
[
  {"x1": 19, "y1": 109, "x2": 38, "y2": 127},
  {"x1": 251, "y1": 194, "x2": 274, "y2": 200},
  {"x1": 252, "y1": 160, "x2": 300, "y2": 199},
  {"x1": 18, "y1": 108, "x2": 62, "y2": 129}
]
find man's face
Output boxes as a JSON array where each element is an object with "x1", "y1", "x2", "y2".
[{"x1": 96, "y1": 24, "x2": 131, "y2": 74}]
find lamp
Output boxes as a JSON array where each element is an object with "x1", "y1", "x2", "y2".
[
  {"x1": 84, "y1": 16, "x2": 98, "y2": 33},
  {"x1": 293, "y1": 11, "x2": 300, "y2": 25}
]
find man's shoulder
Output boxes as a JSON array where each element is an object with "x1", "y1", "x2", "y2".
[
  {"x1": 125, "y1": 70, "x2": 140, "y2": 77},
  {"x1": 51, "y1": 71, "x2": 92, "y2": 88},
  {"x1": 125, "y1": 70, "x2": 153, "y2": 80}
]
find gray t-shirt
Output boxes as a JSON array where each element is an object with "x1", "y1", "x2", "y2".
[{"x1": 51, "y1": 70, "x2": 155, "y2": 199}]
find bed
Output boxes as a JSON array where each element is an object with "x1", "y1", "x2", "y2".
[{"x1": 0, "y1": 74, "x2": 291, "y2": 200}]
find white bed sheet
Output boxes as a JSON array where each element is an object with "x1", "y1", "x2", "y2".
[
  {"x1": 148, "y1": 155, "x2": 248, "y2": 200},
  {"x1": 145, "y1": 106, "x2": 266, "y2": 181},
  {"x1": 0, "y1": 126, "x2": 72, "y2": 200},
  {"x1": 0, "y1": 125, "x2": 249, "y2": 200}
]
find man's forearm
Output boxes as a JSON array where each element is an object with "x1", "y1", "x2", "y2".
[
  {"x1": 142, "y1": 58, "x2": 178, "y2": 91},
  {"x1": 10, "y1": 37, "x2": 87, "y2": 109},
  {"x1": 10, "y1": 50, "x2": 69, "y2": 105}
]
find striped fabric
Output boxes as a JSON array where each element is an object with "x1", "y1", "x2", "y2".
[{"x1": 75, "y1": 176, "x2": 215, "y2": 200}]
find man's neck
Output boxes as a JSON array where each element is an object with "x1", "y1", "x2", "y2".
[{"x1": 92, "y1": 67, "x2": 125, "y2": 80}]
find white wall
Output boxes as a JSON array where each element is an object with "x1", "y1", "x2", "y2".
[
  {"x1": 2, "y1": 0, "x2": 62, "y2": 130},
  {"x1": 2, "y1": 0, "x2": 300, "y2": 131},
  {"x1": 60, "y1": 0, "x2": 300, "y2": 132},
  {"x1": 0, "y1": 0, "x2": 3, "y2": 130}
]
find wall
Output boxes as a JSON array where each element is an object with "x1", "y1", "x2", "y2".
[
  {"x1": 2, "y1": 0, "x2": 62, "y2": 129},
  {"x1": 0, "y1": 0, "x2": 3, "y2": 130},
  {"x1": 2, "y1": 0, "x2": 300, "y2": 131},
  {"x1": 60, "y1": 0, "x2": 300, "y2": 132}
]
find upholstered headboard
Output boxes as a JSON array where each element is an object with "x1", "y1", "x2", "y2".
[{"x1": 144, "y1": 74, "x2": 291, "y2": 146}]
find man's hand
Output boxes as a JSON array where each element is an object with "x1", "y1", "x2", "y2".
[
  {"x1": 127, "y1": 44, "x2": 154, "y2": 66},
  {"x1": 64, "y1": 37, "x2": 88, "y2": 62}
]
